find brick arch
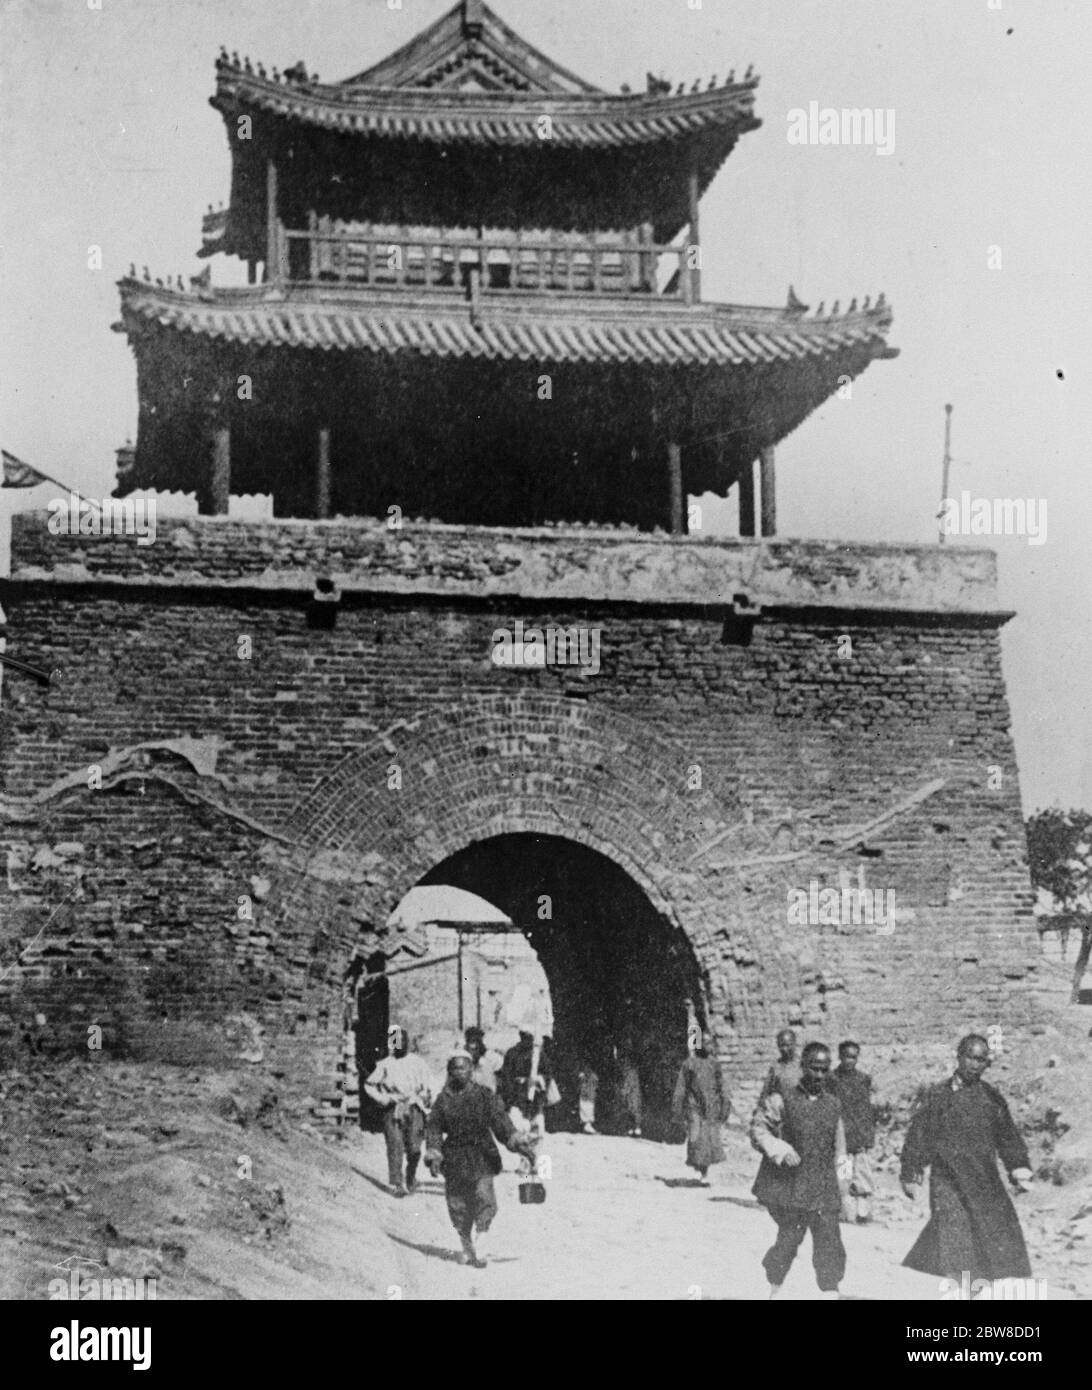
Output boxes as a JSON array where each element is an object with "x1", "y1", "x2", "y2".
[{"x1": 262, "y1": 692, "x2": 763, "y2": 1045}]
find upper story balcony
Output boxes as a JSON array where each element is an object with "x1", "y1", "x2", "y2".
[{"x1": 273, "y1": 218, "x2": 699, "y2": 303}]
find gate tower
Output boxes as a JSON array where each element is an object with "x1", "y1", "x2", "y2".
[{"x1": 0, "y1": 2, "x2": 1038, "y2": 1121}]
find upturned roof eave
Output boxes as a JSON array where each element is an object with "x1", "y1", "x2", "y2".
[
  {"x1": 114, "y1": 277, "x2": 896, "y2": 363},
  {"x1": 208, "y1": 70, "x2": 761, "y2": 144}
]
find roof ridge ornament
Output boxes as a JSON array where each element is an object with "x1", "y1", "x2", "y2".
[{"x1": 462, "y1": 0, "x2": 484, "y2": 39}]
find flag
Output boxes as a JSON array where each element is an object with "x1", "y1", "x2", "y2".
[{"x1": 2, "y1": 450, "x2": 50, "y2": 489}]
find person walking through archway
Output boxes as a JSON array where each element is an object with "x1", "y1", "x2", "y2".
[
  {"x1": 672, "y1": 1038, "x2": 729, "y2": 1182},
  {"x1": 425, "y1": 1047, "x2": 537, "y2": 1267},
  {"x1": 465, "y1": 1026, "x2": 503, "y2": 1092},
  {"x1": 498, "y1": 1030, "x2": 555, "y2": 1138},
  {"x1": 617, "y1": 1046, "x2": 643, "y2": 1137},
  {"x1": 578, "y1": 1062, "x2": 599, "y2": 1134},
  {"x1": 363, "y1": 1025, "x2": 436, "y2": 1197}
]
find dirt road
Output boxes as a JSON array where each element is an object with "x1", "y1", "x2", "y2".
[
  {"x1": 356, "y1": 1128, "x2": 948, "y2": 1301},
  {"x1": 3, "y1": 1058, "x2": 1083, "y2": 1301}
]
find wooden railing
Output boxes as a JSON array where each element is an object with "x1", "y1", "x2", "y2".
[{"x1": 276, "y1": 224, "x2": 696, "y2": 302}]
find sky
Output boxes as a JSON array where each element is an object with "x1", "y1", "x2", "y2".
[{"x1": 1, "y1": 0, "x2": 1089, "y2": 815}]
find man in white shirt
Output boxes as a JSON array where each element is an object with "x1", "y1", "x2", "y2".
[
  {"x1": 465, "y1": 1027, "x2": 503, "y2": 1093},
  {"x1": 364, "y1": 1025, "x2": 437, "y2": 1196}
]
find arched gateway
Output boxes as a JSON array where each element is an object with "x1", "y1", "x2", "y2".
[{"x1": 259, "y1": 693, "x2": 754, "y2": 1125}]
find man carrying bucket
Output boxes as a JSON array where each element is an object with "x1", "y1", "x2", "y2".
[{"x1": 425, "y1": 1046, "x2": 537, "y2": 1267}]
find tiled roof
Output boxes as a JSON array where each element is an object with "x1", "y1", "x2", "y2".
[
  {"x1": 116, "y1": 280, "x2": 896, "y2": 370},
  {"x1": 342, "y1": 0, "x2": 602, "y2": 95},
  {"x1": 211, "y1": 58, "x2": 760, "y2": 148}
]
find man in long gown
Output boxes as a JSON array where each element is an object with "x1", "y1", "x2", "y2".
[
  {"x1": 672, "y1": 1041, "x2": 729, "y2": 1181},
  {"x1": 617, "y1": 1047, "x2": 643, "y2": 1137},
  {"x1": 425, "y1": 1047, "x2": 536, "y2": 1267},
  {"x1": 900, "y1": 1034, "x2": 1033, "y2": 1290}
]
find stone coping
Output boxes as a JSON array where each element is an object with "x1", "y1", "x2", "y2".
[{"x1": 5, "y1": 512, "x2": 1006, "y2": 618}]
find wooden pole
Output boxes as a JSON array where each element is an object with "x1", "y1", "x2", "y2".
[
  {"x1": 211, "y1": 425, "x2": 231, "y2": 516},
  {"x1": 738, "y1": 459, "x2": 756, "y2": 537},
  {"x1": 277, "y1": 219, "x2": 289, "y2": 285},
  {"x1": 316, "y1": 426, "x2": 332, "y2": 519},
  {"x1": 266, "y1": 159, "x2": 278, "y2": 282},
  {"x1": 668, "y1": 441, "x2": 685, "y2": 535},
  {"x1": 456, "y1": 932, "x2": 464, "y2": 1033},
  {"x1": 760, "y1": 446, "x2": 777, "y2": 537},
  {"x1": 687, "y1": 167, "x2": 702, "y2": 303},
  {"x1": 938, "y1": 403, "x2": 953, "y2": 543}
]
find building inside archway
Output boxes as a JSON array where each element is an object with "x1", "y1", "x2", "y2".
[{"x1": 410, "y1": 833, "x2": 706, "y2": 1140}]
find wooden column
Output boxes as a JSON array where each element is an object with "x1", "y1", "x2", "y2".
[
  {"x1": 760, "y1": 446, "x2": 777, "y2": 537},
  {"x1": 316, "y1": 426, "x2": 332, "y2": 519},
  {"x1": 687, "y1": 167, "x2": 702, "y2": 303},
  {"x1": 266, "y1": 159, "x2": 279, "y2": 283},
  {"x1": 738, "y1": 459, "x2": 756, "y2": 537},
  {"x1": 211, "y1": 425, "x2": 231, "y2": 516},
  {"x1": 668, "y1": 441, "x2": 685, "y2": 535},
  {"x1": 277, "y1": 219, "x2": 289, "y2": 285}
]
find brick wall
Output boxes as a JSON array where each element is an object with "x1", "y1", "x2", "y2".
[{"x1": 0, "y1": 513, "x2": 1039, "y2": 1113}]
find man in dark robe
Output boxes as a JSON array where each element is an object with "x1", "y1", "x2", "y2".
[
  {"x1": 425, "y1": 1048, "x2": 536, "y2": 1267},
  {"x1": 672, "y1": 1042, "x2": 728, "y2": 1181},
  {"x1": 617, "y1": 1048, "x2": 643, "y2": 1137},
  {"x1": 758, "y1": 1028, "x2": 800, "y2": 1101},
  {"x1": 826, "y1": 1040, "x2": 876, "y2": 1223},
  {"x1": 751, "y1": 1040, "x2": 848, "y2": 1299},
  {"x1": 900, "y1": 1034, "x2": 1033, "y2": 1287}
]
